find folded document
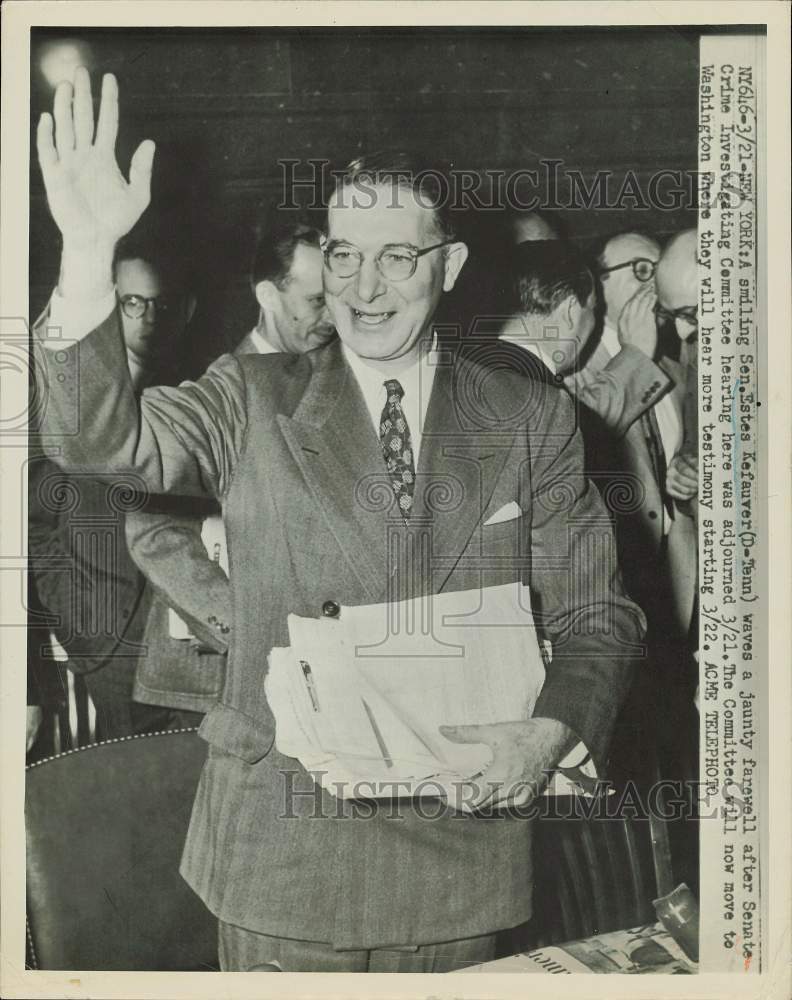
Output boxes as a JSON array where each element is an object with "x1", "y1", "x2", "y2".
[{"x1": 265, "y1": 584, "x2": 598, "y2": 801}]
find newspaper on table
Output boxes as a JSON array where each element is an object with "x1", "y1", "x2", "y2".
[
  {"x1": 460, "y1": 923, "x2": 697, "y2": 975},
  {"x1": 265, "y1": 582, "x2": 598, "y2": 802}
]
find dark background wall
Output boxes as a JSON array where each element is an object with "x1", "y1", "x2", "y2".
[{"x1": 30, "y1": 27, "x2": 700, "y2": 361}]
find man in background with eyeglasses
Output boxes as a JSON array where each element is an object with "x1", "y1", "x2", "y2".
[
  {"x1": 571, "y1": 231, "x2": 698, "y2": 788},
  {"x1": 114, "y1": 236, "x2": 196, "y2": 390},
  {"x1": 573, "y1": 232, "x2": 690, "y2": 612},
  {"x1": 28, "y1": 233, "x2": 197, "y2": 741}
]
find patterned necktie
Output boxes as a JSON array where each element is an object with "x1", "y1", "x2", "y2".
[{"x1": 379, "y1": 379, "x2": 416, "y2": 519}]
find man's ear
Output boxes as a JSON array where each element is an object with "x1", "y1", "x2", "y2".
[
  {"x1": 184, "y1": 294, "x2": 197, "y2": 325},
  {"x1": 442, "y1": 242, "x2": 469, "y2": 292},
  {"x1": 254, "y1": 280, "x2": 281, "y2": 314},
  {"x1": 562, "y1": 295, "x2": 580, "y2": 332}
]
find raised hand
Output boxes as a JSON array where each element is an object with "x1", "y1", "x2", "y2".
[
  {"x1": 37, "y1": 69, "x2": 154, "y2": 257},
  {"x1": 617, "y1": 283, "x2": 658, "y2": 359}
]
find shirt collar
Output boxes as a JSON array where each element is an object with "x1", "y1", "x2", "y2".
[
  {"x1": 249, "y1": 325, "x2": 279, "y2": 355},
  {"x1": 341, "y1": 333, "x2": 438, "y2": 396},
  {"x1": 599, "y1": 319, "x2": 620, "y2": 359},
  {"x1": 498, "y1": 318, "x2": 560, "y2": 375}
]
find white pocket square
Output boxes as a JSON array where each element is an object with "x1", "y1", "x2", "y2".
[{"x1": 483, "y1": 501, "x2": 522, "y2": 526}]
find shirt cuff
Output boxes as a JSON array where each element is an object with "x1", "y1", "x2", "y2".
[{"x1": 43, "y1": 287, "x2": 117, "y2": 346}]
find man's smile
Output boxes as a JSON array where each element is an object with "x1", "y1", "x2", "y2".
[{"x1": 351, "y1": 307, "x2": 396, "y2": 326}]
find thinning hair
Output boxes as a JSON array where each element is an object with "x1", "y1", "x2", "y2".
[
  {"x1": 511, "y1": 241, "x2": 594, "y2": 316},
  {"x1": 333, "y1": 150, "x2": 457, "y2": 241}
]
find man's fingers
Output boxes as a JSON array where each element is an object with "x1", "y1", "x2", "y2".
[
  {"x1": 36, "y1": 112, "x2": 58, "y2": 176},
  {"x1": 53, "y1": 80, "x2": 75, "y2": 160},
  {"x1": 129, "y1": 139, "x2": 156, "y2": 206},
  {"x1": 95, "y1": 72, "x2": 119, "y2": 150},
  {"x1": 439, "y1": 724, "x2": 491, "y2": 745},
  {"x1": 72, "y1": 66, "x2": 95, "y2": 150}
]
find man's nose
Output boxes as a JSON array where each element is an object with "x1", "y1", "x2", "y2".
[
  {"x1": 142, "y1": 300, "x2": 158, "y2": 324},
  {"x1": 354, "y1": 258, "x2": 387, "y2": 303}
]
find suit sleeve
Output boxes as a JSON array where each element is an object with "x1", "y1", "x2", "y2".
[
  {"x1": 527, "y1": 388, "x2": 647, "y2": 775},
  {"x1": 27, "y1": 451, "x2": 149, "y2": 671},
  {"x1": 565, "y1": 345, "x2": 672, "y2": 437},
  {"x1": 125, "y1": 508, "x2": 232, "y2": 654},
  {"x1": 34, "y1": 307, "x2": 248, "y2": 500}
]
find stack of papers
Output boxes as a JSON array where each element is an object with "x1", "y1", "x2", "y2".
[{"x1": 265, "y1": 584, "x2": 598, "y2": 802}]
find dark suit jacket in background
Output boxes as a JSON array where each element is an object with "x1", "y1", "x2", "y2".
[
  {"x1": 126, "y1": 496, "x2": 228, "y2": 715},
  {"x1": 37, "y1": 310, "x2": 645, "y2": 950}
]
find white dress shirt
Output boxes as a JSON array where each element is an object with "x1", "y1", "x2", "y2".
[
  {"x1": 248, "y1": 326, "x2": 279, "y2": 355},
  {"x1": 341, "y1": 338, "x2": 439, "y2": 464}
]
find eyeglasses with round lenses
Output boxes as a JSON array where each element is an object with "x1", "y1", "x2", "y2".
[
  {"x1": 598, "y1": 257, "x2": 657, "y2": 282},
  {"x1": 118, "y1": 294, "x2": 170, "y2": 320},
  {"x1": 322, "y1": 239, "x2": 454, "y2": 282},
  {"x1": 653, "y1": 302, "x2": 698, "y2": 326}
]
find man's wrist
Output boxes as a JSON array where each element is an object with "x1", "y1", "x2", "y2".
[
  {"x1": 527, "y1": 717, "x2": 578, "y2": 764},
  {"x1": 58, "y1": 240, "x2": 116, "y2": 301}
]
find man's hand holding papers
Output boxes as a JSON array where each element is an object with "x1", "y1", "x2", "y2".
[
  {"x1": 265, "y1": 584, "x2": 599, "y2": 812},
  {"x1": 439, "y1": 717, "x2": 578, "y2": 811}
]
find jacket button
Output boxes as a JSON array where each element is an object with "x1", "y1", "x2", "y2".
[
  {"x1": 322, "y1": 600, "x2": 341, "y2": 618},
  {"x1": 648, "y1": 510, "x2": 658, "y2": 520}
]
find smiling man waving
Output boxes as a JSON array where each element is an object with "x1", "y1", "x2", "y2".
[{"x1": 34, "y1": 71, "x2": 645, "y2": 972}]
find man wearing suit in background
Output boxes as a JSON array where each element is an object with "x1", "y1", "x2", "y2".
[
  {"x1": 28, "y1": 236, "x2": 195, "y2": 739},
  {"x1": 574, "y1": 232, "x2": 695, "y2": 639},
  {"x1": 126, "y1": 214, "x2": 334, "y2": 721},
  {"x1": 495, "y1": 237, "x2": 695, "y2": 790},
  {"x1": 35, "y1": 71, "x2": 645, "y2": 971},
  {"x1": 571, "y1": 233, "x2": 697, "y2": 791}
]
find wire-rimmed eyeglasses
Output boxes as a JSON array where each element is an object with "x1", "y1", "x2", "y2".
[
  {"x1": 118, "y1": 294, "x2": 170, "y2": 320},
  {"x1": 322, "y1": 239, "x2": 454, "y2": 282},
  {"x1": 597, "y1": 258, "x2": 657, "y2": 282},
  {"x1": 654, "y1": 302, "x2": 698, "y2": 326}
]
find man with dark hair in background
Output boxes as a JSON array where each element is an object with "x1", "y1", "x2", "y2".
[
  {"x1": 235, "y1": 211, "x2": 333, "y2": 355},
  {"x1": 126, "y1": 211, "x2": 334, "y2": 723}
]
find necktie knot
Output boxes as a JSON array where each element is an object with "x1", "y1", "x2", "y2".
[{"x1": 384, "y1": 379, "x2": 405, "y2": 403}]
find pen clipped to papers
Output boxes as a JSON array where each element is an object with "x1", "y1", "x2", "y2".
[{"x1": 300, "y1": 659, "x2": 321, "y2": 712}]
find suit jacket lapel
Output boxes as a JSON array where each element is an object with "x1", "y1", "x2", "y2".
[
  {"x1": 413, "y1": 354, "x2": 515, "y2": 592},
  {"x1": 276, "y1": 341, "x2": 392, "y2": 602},
  {"x1": 278, "y1": 343, "x2": 515, "y2": 602}
]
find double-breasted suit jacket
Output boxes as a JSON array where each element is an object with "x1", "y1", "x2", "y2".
[{"x1": 37, "y1": 309, "x2": 645, "y2": 949}]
